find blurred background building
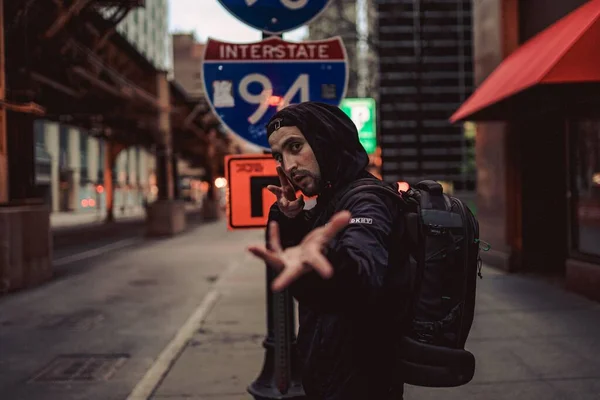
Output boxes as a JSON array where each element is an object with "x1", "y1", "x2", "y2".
[
  {"x1": 307, "y1": 0, "x2": 378, "y2": 99},
  {"x1": 377, "y1": 0, "x2": 475, "y2": 196},
  {"x1": 172, "y1": 33, "x2": 205, "y2": 100},
  {"x1": 114, "y1": 0, "x2": 172, "y2": 72},
  {"x1": 308, "y1": 0, "x2": 381, "y2": 176},
  {"x1": 35, "y1": 0, "x2": 174, "y2": 215},
  {"x1": 452, "y1": 0, "x2": 600, "y2": 302},
  {"x1": 171, "y1": 32, "x2": 261, "y2": 155}
]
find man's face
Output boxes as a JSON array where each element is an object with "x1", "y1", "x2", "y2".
[{"x1": 268, "y1": 126, "x2": 322, "y2": 197}]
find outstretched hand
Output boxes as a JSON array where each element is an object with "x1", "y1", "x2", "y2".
[
  {"x1": 267, "y1": 166, "x2": 304, "y2": 218},
  {"x1": 248, "y1": 210, "x2": 352, "y2": 292}
]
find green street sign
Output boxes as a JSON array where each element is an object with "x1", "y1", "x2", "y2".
[{"x1": 340, "y1": 98, "x2": 377, "y2": 154}]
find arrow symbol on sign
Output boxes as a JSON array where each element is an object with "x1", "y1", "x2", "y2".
[{"x1": 245, "y1": 0, "x2": 258, "y2": 5}]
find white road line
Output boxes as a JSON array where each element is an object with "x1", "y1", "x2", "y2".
[
  {"x1": 126, "y1": 259, "x2": 242, "y2": 400},
  {"x1": 53, "y1": 238, "x2": 140, "y2": 267}
]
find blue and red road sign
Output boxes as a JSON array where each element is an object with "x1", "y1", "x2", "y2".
[
  {"x1": 202, "y1": 36, "x2": 348, "y2": 149},
  {"x1": 217, "y1": 0, "x2": 332, "y2": 34}
]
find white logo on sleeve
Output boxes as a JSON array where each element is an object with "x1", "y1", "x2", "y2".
[{"x1": 350, "y1": 217, "x2": 373, "y2": 225}]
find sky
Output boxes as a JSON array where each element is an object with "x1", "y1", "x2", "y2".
[{"x1": 168, "y1": 0, "x2": 309, "y2": 43}]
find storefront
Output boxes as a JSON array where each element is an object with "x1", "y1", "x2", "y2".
[
  {"x1": 567, "y1": 119, "x2": 600, "y2": 298},
  {"x1": 452, "y1": 0, "x2": 600, "y2": 301}
]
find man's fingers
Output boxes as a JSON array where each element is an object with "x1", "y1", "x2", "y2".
[
  {"x1": 276, "y1": 166, "x2": 290, "y2": 187},
  {"x1": 248, "y1": 246, "x2": 284, "y2": 271},
  {"x1": 276, "y1": 166, "x2": 297, "y2": 201},
  {"x1": 279, "y1": 197, "x2": 289, "y2": 209},
  {"x1": 268, "y1": 221, "x2": 283, "y2": 253},
  {"x1": 283, "y1": 186, "x2": 297, "y2": 202},
  {"x1": 320, "y1": 210, "x2": 352, "y2": 243},
  {"x1": 267, "y1": 185, "x2": 283, "y2": 198},
  {"x1": 272, "y1": 264, "x2": 307, "y2": 292},
  {"x1": 309, "y1": 252, "x2": 335, "y2": 279}
]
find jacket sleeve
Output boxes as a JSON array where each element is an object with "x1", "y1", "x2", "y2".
[
  {"x1": 288, "y1": 191, "x2": 400, "y2": 312},
  {"x1": 266, "y1": 202, "x2": 312, "y2": 250}
]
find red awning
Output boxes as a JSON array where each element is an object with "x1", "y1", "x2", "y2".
[{"x1": 450, "y1": 0, "x2": 600, "y2": 123}]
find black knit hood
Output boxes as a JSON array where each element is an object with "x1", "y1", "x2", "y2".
[{"x1": 266, "y1": 102, "x2": 369, "y2": 194}]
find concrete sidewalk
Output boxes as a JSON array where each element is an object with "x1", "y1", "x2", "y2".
[
  {"x1": 50, "y1": 203, "x2": 204, "y2": 230},
  {"x1": 151, "y1": 251, "x2": 267, "y2": 400},
  {"x1": 50, "y1": 207, "x2": 147, "y2": 229},
  {"x1": 152, "y1": 262, "x2": 600, "y2": 400},
  {"x1": 0, "y1": 219, "x2": 261, "y2": 400}
]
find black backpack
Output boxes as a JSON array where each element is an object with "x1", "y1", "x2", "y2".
[{"x1": 333, "y1": 178, "x2": 488, "y2": 388}]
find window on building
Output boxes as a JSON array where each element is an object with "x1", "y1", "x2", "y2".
[
  {"x1": 98, "y1": 140, "x2": 105, "y2": 183},
  {"x1": 570, "y1": 120, "x2": 600, "y2": 258},
  {"x1": 59, "y1": 125, "x2": 69, "y2": 169},
  {"x1": 34, "y1": 120, "x2": 45, "y2": 146},
  {"x1": 80, "y1": 131, "x2": 88, "y2": 183},
  {"x1": 134, "y1": 147, "x2": 142, "y2": 186}
]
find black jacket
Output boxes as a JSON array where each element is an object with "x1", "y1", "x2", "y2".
[{"x1": 265, "y1": 103, "x2": 405, "y2": 400}]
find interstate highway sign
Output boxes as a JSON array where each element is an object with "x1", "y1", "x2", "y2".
[
  {"x1": 202, "y1": 36, "x2": 348, "y2": 149},
  {"x1": 217, "y1": 0, "x2": 332, "y2": 34}
]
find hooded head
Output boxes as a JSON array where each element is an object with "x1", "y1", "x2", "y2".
[{"x1": 266, "y1": 102, "x2": 369, "y2": 197}]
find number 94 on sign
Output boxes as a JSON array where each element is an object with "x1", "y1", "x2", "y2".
[{"x1": 204, "y1": 70, "x2": 346, "y2": 149}]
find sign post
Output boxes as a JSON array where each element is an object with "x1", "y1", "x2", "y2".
[
  {"x1": 210, "y1": 2, "x2": 340, "y2": 399},
  {"x1": 225, "y1": 153, "x2": 305, "y2": 398}
]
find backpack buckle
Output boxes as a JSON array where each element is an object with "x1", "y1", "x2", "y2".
[{"x1": 425, "y1": 224, "x2": 445, "y2": 236}]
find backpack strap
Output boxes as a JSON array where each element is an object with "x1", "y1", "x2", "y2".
[
  {"x1": 330, "y1": 179, "x2": 424, "y2": 327},
  {"x1": 330, "y1": 178, "x2": 421, "y2": 268},
  {"x1": 331, "y1": 178, "x2": 406, "y2": 213}
]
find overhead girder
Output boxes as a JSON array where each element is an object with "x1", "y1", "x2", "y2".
[
  {"x1": 43, "y1": 0, "x2": 142, "y2": 42},
  {"x1": 4, "y1": 0, "x2": 228, "y2": 174}
]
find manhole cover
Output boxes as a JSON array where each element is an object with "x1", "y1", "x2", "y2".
[
  {"x1": 40, "y1": 309, "x2": 105, "y2": 331},
  {"x1": 30, "y1": 354, "x2": 129, "y2": 383}
]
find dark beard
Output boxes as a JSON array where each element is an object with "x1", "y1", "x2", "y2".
[
  {"x1": 301, "y1": 184, "x2": 320, "y2": 197},
  {"x1": 292, "y1": 171, "x2": 322, "y2": 197}
]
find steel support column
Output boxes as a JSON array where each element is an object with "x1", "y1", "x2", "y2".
[
  {"x1": 156, "y1": 71, "x2": 174, "y2": 201},
  {"x1": 172, "y1": 153, "x2": 180, "y2": 200},
  {"x1": 146, "y1": 71, "x2": 186, "y2": 236},
  {"x1": 0, "y1": 0, "x2": 6, "y2": 203},
  {"x1": 6, "y1": 110, "x2": 36, "y2": 203},
  {"x1": 103, "y1": 139, "x2": 124, "y2": 222}
]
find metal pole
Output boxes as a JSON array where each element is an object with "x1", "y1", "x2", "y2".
[
  {"x1": 457, "y1": 0, "x2": 467, "y2": 189},
  {"x1": 156, "y1": 71, "x2": 174, "y2": 201},
  {"x1": 356, "y1": 0, "x2": 368, "y2": 98},
  {"x1": 0, "y1": 0, "x2": 7, "y2": 204},
  {"x1": 104, "y1": 140, "x2": 115, "y2": 222},
  {"x1": 247, "y1": 32, "x2": 306, "y2": 400},
  {"x1": 413, "y1": 0, "x2": 423, "y2": 181}
]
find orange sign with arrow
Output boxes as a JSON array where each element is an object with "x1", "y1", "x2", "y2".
[{"x1": 225, "y1": 154, "x2": 279, "y2": 230}]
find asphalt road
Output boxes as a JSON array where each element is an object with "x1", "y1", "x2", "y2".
[{"x1": 0, "y1": 218, "x2": 260, "y2": 400}]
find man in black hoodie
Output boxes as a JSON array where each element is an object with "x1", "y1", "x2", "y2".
[{"x1": 248, "y1": 102, "x2": 404, "y2": 399}]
